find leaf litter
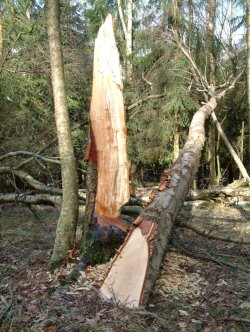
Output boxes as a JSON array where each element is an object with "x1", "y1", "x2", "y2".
[{"x1": 0, "y1": 203, "x2": 249, "y2": 331}]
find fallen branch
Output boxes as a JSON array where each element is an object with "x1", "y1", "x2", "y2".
[
  {"x1": 177, "y1": 219, "x2": 250, "y2": 245},
  {"x1": 174, "y1": 246, "x2": 250, "y2": 273},
  {"x1": 218, "y1": 317, "x2": 250, "y2": 324},
  {"x1": 187, "y1": 188, "x2": 250, "y2": 201},
  {"x1": 206, "y1": 253, "x2": 250, "y2": 273},
  {"x1": 0, "y1": 167, "x2": 86, "y2": 200},
  {"x1": 0, "y1": 193, "x2": 63, "y2": 206}
]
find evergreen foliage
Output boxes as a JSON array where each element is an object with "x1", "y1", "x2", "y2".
[{"x1": 0, "y1": 0, "x2": 248, "y2": 185}]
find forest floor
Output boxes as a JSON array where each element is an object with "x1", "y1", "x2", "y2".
[{"x1": 0, "y1": 201, "x2": 250, "y2": 332}]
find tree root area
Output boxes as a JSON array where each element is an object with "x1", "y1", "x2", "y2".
[{"x1": 0, "y1": 203, "x2": 249, "y2": 331}]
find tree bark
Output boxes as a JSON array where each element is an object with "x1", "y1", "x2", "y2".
[
  {"x1": 117, "y1": 0, "x2": 133, "y2": 79},
  {"x1": 47, "y1": 0, "x2": 78, "y2": 269},
  {"x1": 208, "y1": 121, "x2": 217, "y2": 186},
  {"x1": 173, "y1": 110, "x2": 180, "y2": 161},
  {"x1": 0, "y1": 11, "x2": 3, "y2": 64},
  {"x1": 0, "y1": 193, "x2": 62, "y2": 206},
  {"x1": 211, "y1": 111, "x2": 250, "y2": 183},
  {"x1": 100, "y1": 97, "x2": 217, "y2": 307},
  {"x1": 247, "y1": 2, "x2": 250, "y2": 169}
]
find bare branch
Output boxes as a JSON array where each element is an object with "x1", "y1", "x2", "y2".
[
  {"x1": 0, "y1": 167, "x2": 86, "y2": 200},
  {"x1": 126, "y1": 93, "x2": 166, "y2": 112},
  {"x1": 177, "y1": 219, "x2": 250, "y2": 245}
]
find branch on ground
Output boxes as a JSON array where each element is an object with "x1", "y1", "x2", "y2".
[{"x1": 177, "y1": 218, "x2": 250, "y2": 245}]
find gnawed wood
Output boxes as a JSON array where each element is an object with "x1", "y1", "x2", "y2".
[
  {"x1": 88, "y1": 14, "x2": 130, "y2": 232},
  {"x1": 100, "y1": 97, "x2": 218, "y2": 307}
]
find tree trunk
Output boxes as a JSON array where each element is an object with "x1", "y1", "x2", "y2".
[
  {"x1": 126, "y1": 0, "x2": 133, "y2": 79},
  {"x1": 208, "y1": 122, "x2": 217, "y2": 186},
  {"x1": 247, "y1": 2, "x2": 250, "y2": 169},
  {"x1": 117, "y1": 0, "x2": 133, "y2": 79},
  {"x1": 89, "y1": 14, "x2": 130, "y2": 230},
  {"x1": 211, "y1": 112, "x2": 250, "y2": 183},
  {"x1": 173, "y1": 110, "x2": 180, "y2": 161},
  {"x1": 100, "y1": 97, "x2": 217, "y2": 307},
  {"x1": 206, "y1": 0, "x2": 216, "y2": 85},
  {"x1": 47, "y1": 0, "x2": 78, "y2": 269},
  {"x1": 78, "y1": 15, "x2": 130, "y2": 268},
  {"x1": 0, "y1": 11, "x2": 3, "y2": 64}
]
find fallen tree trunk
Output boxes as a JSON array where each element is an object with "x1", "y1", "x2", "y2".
[{"x1": 100, "y1": 97, "x2": 218, "y2": 307}]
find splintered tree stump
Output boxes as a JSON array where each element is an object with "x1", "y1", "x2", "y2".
[
  {"x1": 86, "y1": 14, "x2": 130, "y2": 233},
  {"x1": 79, "y1": 14, "x2": 130, "y2": 271},
  {"x1": 100, "y1": 97, "x2": 218, "y2": 307}
]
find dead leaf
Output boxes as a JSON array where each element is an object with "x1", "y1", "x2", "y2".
[{"x1": 27, "y1": 304, "x2": 40, "y2": 313}]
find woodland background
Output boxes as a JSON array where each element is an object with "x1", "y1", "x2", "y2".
[{"x1": 0, "y1": 0, "x2": 248, "y2": 189}]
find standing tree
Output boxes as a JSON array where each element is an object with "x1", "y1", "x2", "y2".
[
  {"x1": 248, "y1": 0, "x2": 250, "y2": 168},
  {"x1": 118, "y1": 0, "x2": 133, "y2": 79},
  {"x1": 47, "y1": 0, "x2": 78, "y2": 269}
]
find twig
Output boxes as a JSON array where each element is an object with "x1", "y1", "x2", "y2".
[
  {"x1": 0, "y1": 286, "x2": 13, "y2": 325},
  {"x1": 218, "y1": 317, "x2": 250, "y2": 324},
  {"x1": 206, "y1": 253, "x2": 250, "y2": 273},
  {"x1": 16, "y1": 137, "x2": 58, "y2": 169},
  {"x1": 1, "y1": 150, "x2": 86, "y2": 174},
  {"x1": 126, "y1": 93, "x2": 166, "y2": 112}
]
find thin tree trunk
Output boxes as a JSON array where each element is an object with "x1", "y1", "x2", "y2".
[
  {"x1": 47, "y1": 0, "x2": 78, "y2": 269},
  {"x1": 173, "y1": 110, "x2": 180, "y2": 161},
  {"x1": 0, "y1": 11, "x2": 3, "y2": 64},
  {"x1": 211, "y1": 112, "x2": 250, "y2": 183},
  {"x1": 117, "y1": 0, "x2": 133, "y2": 79},
  {"x1": 208, "y1": 122, "x2": 217, "y2": 186},
  {"x1": 100, "y1": 97, "x2": 217, "y2": 307},
  {"x1": 247, "y1": 2, "x2": 250, "y2": 169},
  {"x1": 239, "y1": 121, "x2": 245, "y2": 179},
  {"x1": 126, "y1": 0, "x2": 133, "y2": 79}
]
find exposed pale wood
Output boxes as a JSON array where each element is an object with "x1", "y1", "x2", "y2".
[
  {"x1": 89, "y1": 14, "x2": 130, "y2": 230},
  {"x1": 101, "y1": 227, "x2": 149, "y2": 307},
  {"x1": 100, "y1": 97, "x2": 217, "y2": 307}
]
